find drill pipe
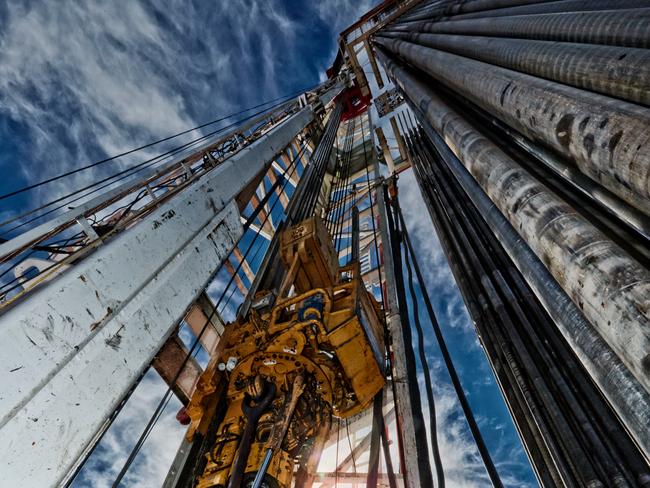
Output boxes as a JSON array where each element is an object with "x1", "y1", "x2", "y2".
[
  {"x1": 378, "y1": 32, "x2": 650, "y2": 106},
  {"x1": 375, "y1": 46, "x2": 650, "y2": 399},
  {"x1": 241, "y1": 103, "x2": 342, "y2": 317},
  {"x1": 464, "y1": 108, "x2": 650, "y2": 243},
  {"x1": 405, "y1": 135, "x2": 583, "y2": 486},
  {"x1": 409, "y1": 109, "x2": 650, "y2": 463},
  {"x1": 425, "y1": 77, "x2": 650, "y2": 264},
  {"x1": 448, "y1": 0, "x2": 650, "y2": 20},
  {"x1": 397, "y1": 0, "x2": 547, "y2": 23},
  {"x1": 374, "y1": 37, "x2": 650, "y2": 215},
  {"x1": 384, "y1": 8, "x2": 650, "y2": 48}
]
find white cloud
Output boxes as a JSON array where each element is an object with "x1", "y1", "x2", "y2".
[
  {"x1": 399, "y1": 169, "x2": 476, "y2": 335},
  {"x1": 0, "y1": 2, "x2": 196, "y2": 176},
  {"x1": 0, "y1": 0, "x2": 312, "y2": 220},
  {"x1": 315, "y1": 0, "x2": 376, "y2": 37}
]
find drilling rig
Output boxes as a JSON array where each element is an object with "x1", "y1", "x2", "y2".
[{"x1": 1, "y1": 1, "x2": 649, "y2": 487}]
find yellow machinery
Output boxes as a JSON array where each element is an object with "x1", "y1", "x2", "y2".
[{"x1": 185, "y1": 217, "x2": 385, "y2": 488}]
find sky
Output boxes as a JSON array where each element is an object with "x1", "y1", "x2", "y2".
[{"x1": 0, "y1": 1, "x2": 536, "y2": 486}]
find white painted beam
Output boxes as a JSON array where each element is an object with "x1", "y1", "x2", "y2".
[{"x1": 0, "y1": 107, "x2": 314, "y2": 487}]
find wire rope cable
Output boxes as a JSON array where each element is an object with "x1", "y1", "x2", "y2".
[
  {"x1": 397, "y1": 120, "x2": 504, "y2": 487},
  {"x1": 0, "y1": 83, "x2": 319, "y2": 203},
  {"x1": 401, "y1": 211, "x2": 445, "y2": 488}
]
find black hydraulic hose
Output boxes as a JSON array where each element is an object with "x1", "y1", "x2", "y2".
[
  {"x1": 400, "y1": 212, "x2": 446, "y2": 488},
  {"x1": 301, "y1": 106, "x2": 342, "y2": 221},
  {"x1": 384, "y1": 183, "x2": 435, "y2": 488},
  {"x1": 395, "y1": 199, "x2": 503, "y2": 488},
  {"x1": 415, "y1": 127, "x2": 649, "y2": 485},
  {"x1": 404, "y1": 80, "x2": 647, "y2": 472},
  {"x1": 404, "y1": 132, "x2": 567, "y2": 487},
  {"x1": 404, "y1": 92, "x2": 650, "y2": 469},
  {"x1": 242, "y1": 102, "x2": 342, "y2": 315},
  {"x1": 410, "y1": 134, "x2": 596, "y2": 476},
  {"x1": 290, "y1": 103, "x2": 342, "y2": 224},
  {"x1": 226, "y1": 381, "x2": 277, "y2": 488},
  {"x1": 421, "y1": 146, "x2": 611, "y2": 484}
]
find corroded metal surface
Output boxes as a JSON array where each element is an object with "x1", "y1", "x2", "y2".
[
  {"x1": 380, "y1": 32, "x2": 650, "y2": 105},
  {"x1": 188, "y1": 218, "x2": 385, "y2": 488},
  {"x1": 0, "y1": 108, "x2": 315, "y2": 487},
  {"x1": 376, "y1": 47, "x2": 650, "y2": 406},
  {"x1": 387, "y1": 8, "x2": 650, "y2": 48},
  {"x1": 450, "y1": 0, "x2": 650, "y2": 20},
  {"x1": 411, "y1": 102, "x2": 650, "y2": 461},
  {"x1": 376, "y1": 37, "x2": 650, "y2": 215}
]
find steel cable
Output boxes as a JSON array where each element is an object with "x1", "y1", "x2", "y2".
[
  {"x1": 384, "y1": 181, "x2": 435, "y2": 488},
  {"x1": 0, "y1": 96, "x2": 301, "y2": 236},
  {"x1": 0, "y1": 84, "x2": 318, "y2": 203},
  {"x1": 399, "y1": 203, "x2": 445, "y2": 488}
]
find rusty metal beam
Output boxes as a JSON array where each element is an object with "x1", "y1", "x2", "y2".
[
  {"x1": 267, "y1": 167, "x2": 290, "y2": 209},
  {"x1": 249, "y1": 193, "x2": 275, "y2": 237},
  {"x1": 277, "y1": 154, "x2": 299, "y2": 186},
  {"x1": 233, "y1": 247, "x2": 255, "y2": 285},
  {"x1": 365, "y1": 39, "x2": 385, "y2": 89},
  {"x1": 224, "y1": 260, "x2": 248, "y2": 295},
  {"x1": 389, "y1": 116, "x2": 408, "y2": 165}
]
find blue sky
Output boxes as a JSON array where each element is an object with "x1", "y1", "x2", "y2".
[{"x1": 0, "y1": 1, "x2": 535, "y2": 486}]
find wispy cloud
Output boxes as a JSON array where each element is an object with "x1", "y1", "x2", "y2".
[
  {"x1": 72, "y1": 369, "x2": 186, "y2": 488},
  {"x1": 0, "y1": 0, "x2": 367, "y2": 215},
  {"x1": 0, "y1": 2, "x2": 383, "y2": 483}
]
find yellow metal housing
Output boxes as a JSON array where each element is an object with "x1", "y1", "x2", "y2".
[{"x1": 187, "y1": 217, "x2": 385, "y2": 488}]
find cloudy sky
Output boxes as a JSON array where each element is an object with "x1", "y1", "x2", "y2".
[{"x1": 0, "y1": 0, "x2": 535, "y2": 486}]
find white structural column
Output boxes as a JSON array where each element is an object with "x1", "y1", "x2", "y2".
[{"x1": 0, "y1": 107, "x2": 314, "y2": 487}]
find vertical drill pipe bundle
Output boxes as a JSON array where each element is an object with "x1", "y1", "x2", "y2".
[
  {"x1": 375, "y1": 44, "x2": 650, "y2": 400},
  {"x1": 397, "y1": 0, "x2": 547, "y2": 23},
  {"x1": 373, "y1": 17, "x2": 650, "y2": 476},
  {"x1": 446, "y1": 0, "x2": 650, "y2": 20},
  {"x1": 402, "y1": 122, "x2": 650, "y2": 488},
  {"x1": 377, "y1": 32, "x2": 650, "y2": 106},
  {"x1": 243, "y1": 102, "x2": 342, "y2": 312},
  {"x1": 374, "y1": 36, "x2": 650, "y2": 214}
]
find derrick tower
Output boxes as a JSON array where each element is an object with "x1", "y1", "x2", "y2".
[{"x1": 0, "y1": 1, "x2": 649, "y2": 487}]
